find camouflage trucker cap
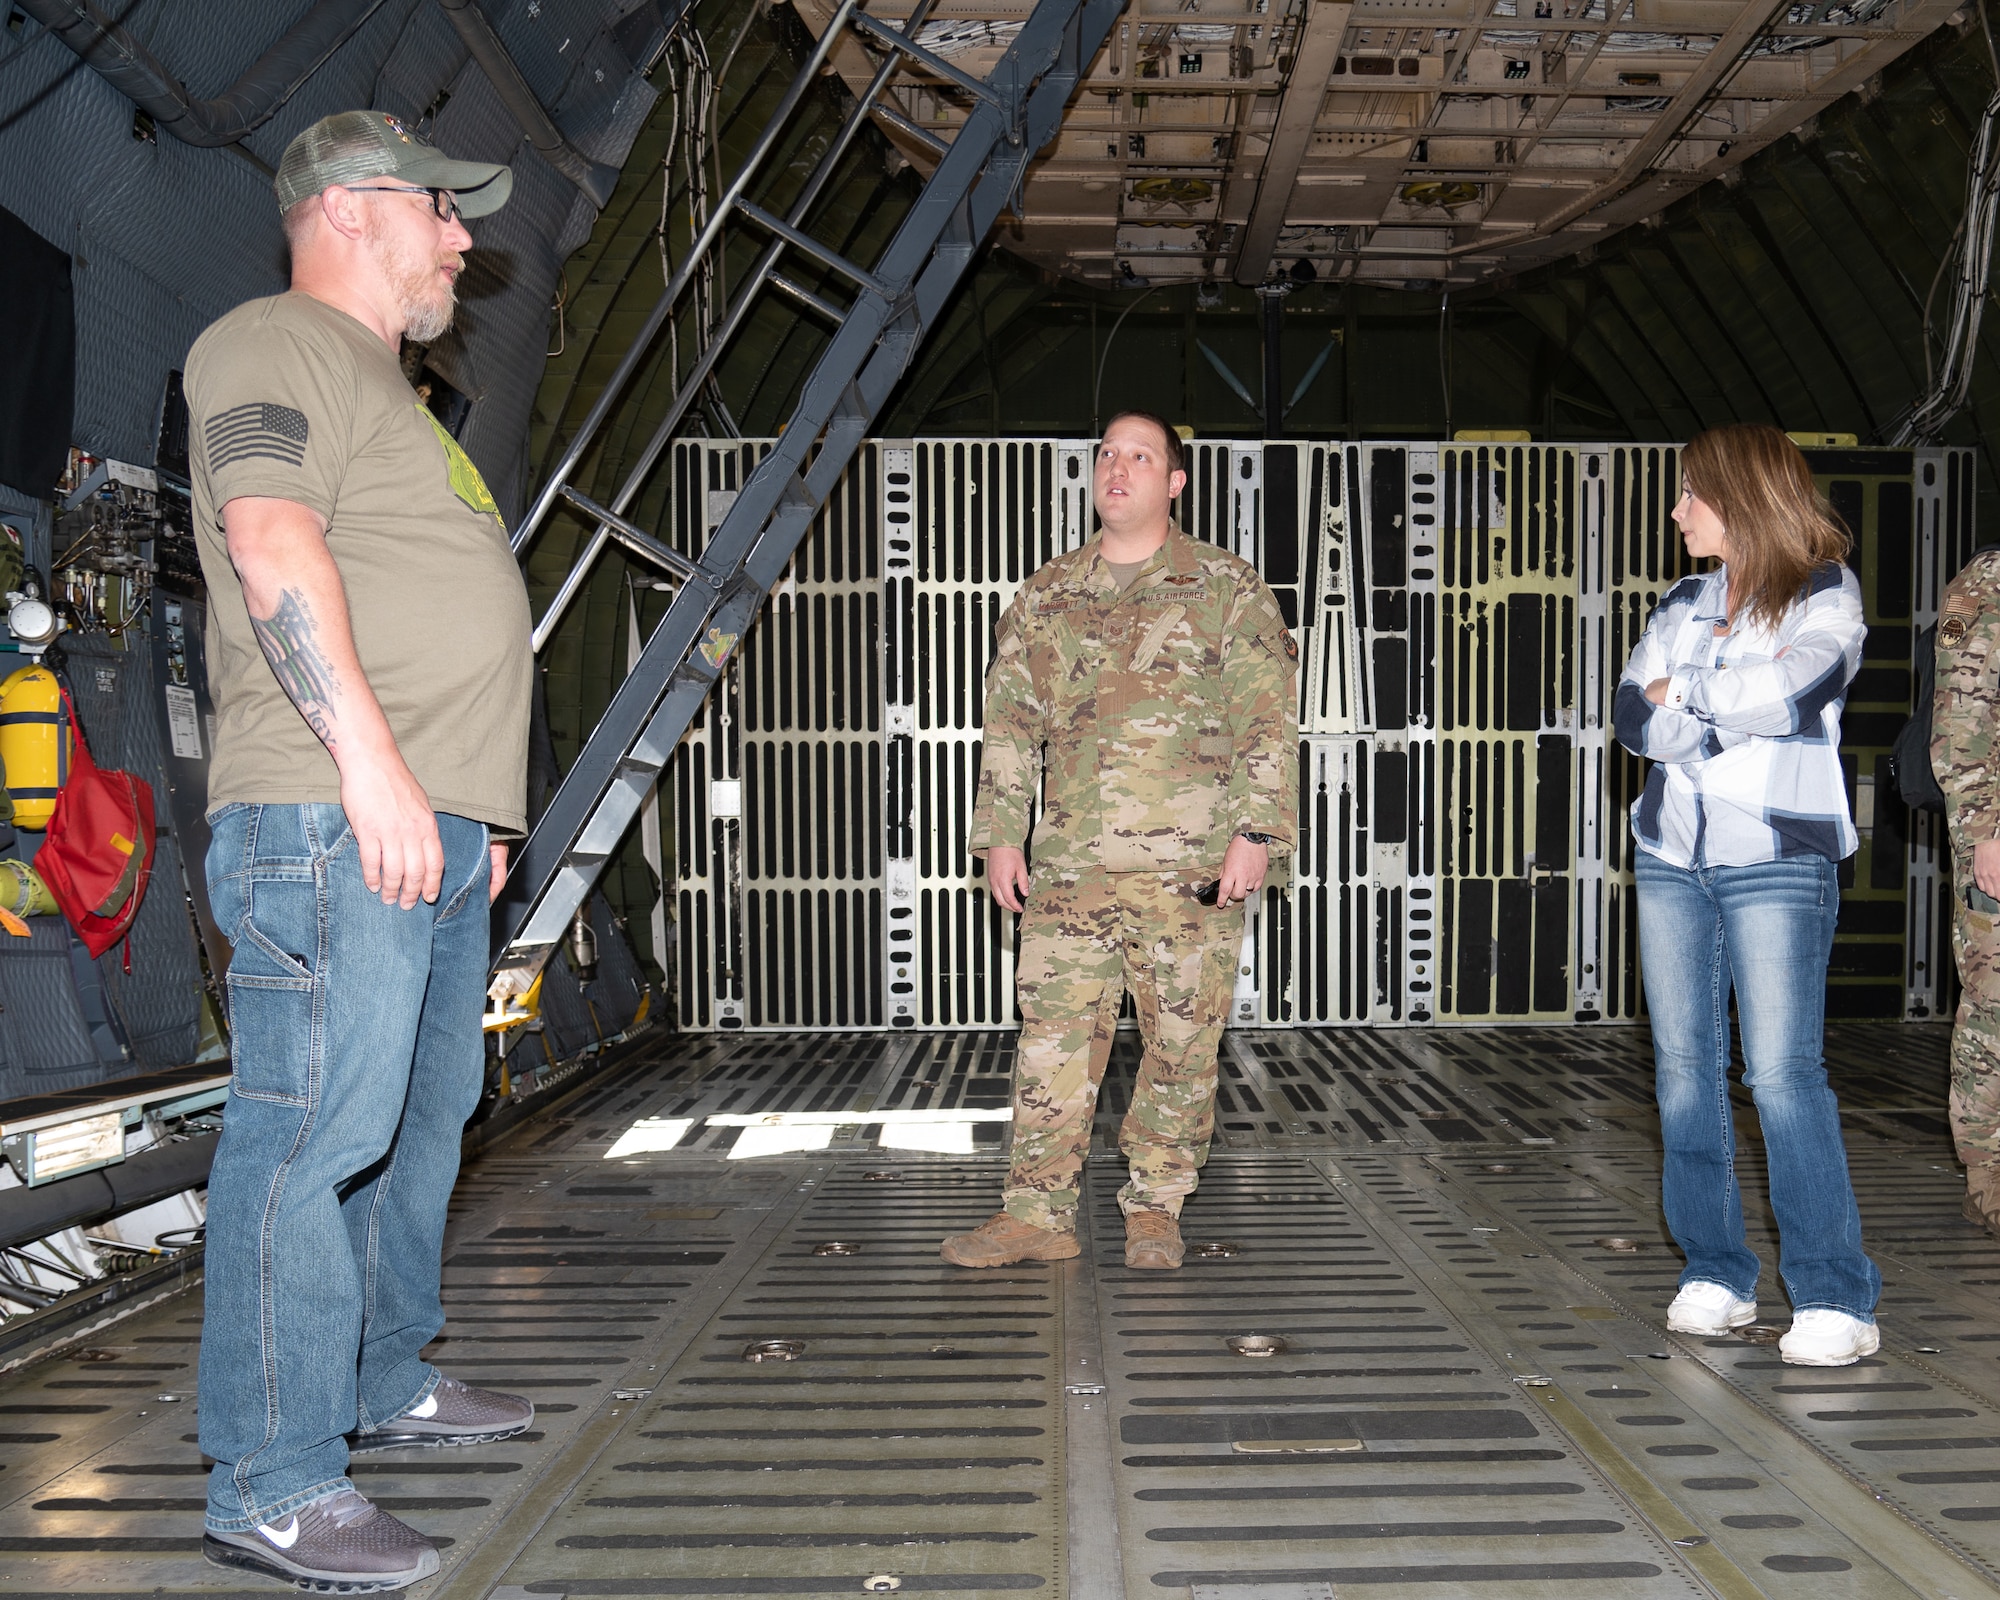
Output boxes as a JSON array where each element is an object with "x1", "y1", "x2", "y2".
[{"x1": 275, "y1": 110, "x2": 513, "y2": 218}]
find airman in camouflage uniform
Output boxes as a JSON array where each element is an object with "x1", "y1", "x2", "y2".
[
  {"x1": 941, "y1": 412, "x2": 1298, "y2": 1271},
  {"x1": 1935, "y1": 550, "x2": 2000, "y2": 1235}
]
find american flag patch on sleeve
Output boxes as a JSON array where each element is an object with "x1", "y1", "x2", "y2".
[{"x1": 205, "y1": 402, "x2": 310, "y2": 471}]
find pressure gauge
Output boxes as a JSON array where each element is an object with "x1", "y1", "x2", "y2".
[{"x1": 4, "y1": 594, "x2": 58, "y2": 652}]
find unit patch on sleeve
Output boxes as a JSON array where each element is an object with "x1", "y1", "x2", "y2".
[
  {"x1": 205, "y1": 402, "x2": 310, "y2": 471},
  {"x1": 1941, "y1": 592, "x2": 1981, "y2": 647}
]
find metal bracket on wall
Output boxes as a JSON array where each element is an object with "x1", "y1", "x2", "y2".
[
  {"x1": 882, "y1": 444, "x2": 919, "y2": 1031},
  {"x1": 1906, "y1": 446, "x2": 1971, "y2": 1022},
  {"x1": 494, "y1": 0, "x2": 1125, "y2": 985},
  {"x1": 1401, "y1": 445, "x2": 1441, "y2": 1025}
]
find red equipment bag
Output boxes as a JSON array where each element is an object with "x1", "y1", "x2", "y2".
[{"x1": 37, "y1": 689, "x2": 155, "y2": 962}]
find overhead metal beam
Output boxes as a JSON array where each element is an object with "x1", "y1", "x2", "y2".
[
  {"x1": 1448, "y1": 0, "x2": 1796, "y2": 260},
  {"x1": 1232, "y1": 0, "x2": 1351, "y2": 286},
  {"x1": 1448, "y1": 0, "x2": 1637, "y2": 227}
]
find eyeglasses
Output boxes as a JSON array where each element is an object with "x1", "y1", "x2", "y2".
[{"x1": 341, "y1": 184, "x2": 462, "y2": 224}]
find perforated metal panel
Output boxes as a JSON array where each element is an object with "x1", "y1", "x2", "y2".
[
  {"x1": 1289, "y1": 735, "x2": 1375, "y2": 1025},
  {"x1": 1806, "y1": 447, "x2": 1930, "y2": 1018},
  {"x1": 670, "y1": 442, "x2": 754, "y2": 1033},
  {"x1": 1907, "y1": 446, "x2": 1978, "y2": 1022},
  {"x1": 1592, "y1": 444, "x2": 1691, "y2": 1023},
  {"x1": 1433, "y1": 445, "x2": 1579, "y2": 1021},
  {"x1": 888, "y1": 440, "x2": 1090, "y2": 1030},
  {"x1": 741, "y1": 447, "x2": 884, "y2": 1029},
  {"x1": 1288, "y1": 445, "x2": 1396, "y2": 1026},
  {"x1": 664, "y1": 437, "x2": 1970, "y2": 1034}
]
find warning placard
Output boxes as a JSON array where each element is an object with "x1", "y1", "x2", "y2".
[{"x1": 164, "y1": 684, "x2": 201, "y2": 760}]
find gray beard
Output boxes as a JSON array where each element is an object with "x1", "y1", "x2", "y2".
[
  {"x1": 402, "y1": 290, "x2": 455, "y2": 345},
  {"x1": 369, "y1": 223, "x2": 457, "y2": 344}
]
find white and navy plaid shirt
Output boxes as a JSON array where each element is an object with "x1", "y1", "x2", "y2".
[{"x1": 1613, "y1": 561, "x2": 1865, "y2": 868}]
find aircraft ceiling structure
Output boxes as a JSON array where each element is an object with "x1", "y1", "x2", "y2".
[{"x1": 793, "y1": 0, "x2": 1962, "y2": 287}]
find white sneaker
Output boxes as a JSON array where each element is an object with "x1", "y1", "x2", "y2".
[
  {"x1": 1780, "y1": 1309, "x2": 1879, "y2": 1367},
  {"x1": 1666, "y1": 1280, "x2": 1758, "y2": 1335}
]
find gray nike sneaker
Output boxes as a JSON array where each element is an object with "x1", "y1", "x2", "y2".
[
  {"x1": 203, "y1": 1487, "x2": 439, "y2": 1592},
  {"x1": 348, "y1": 1373, "x2": 534, "y2": 1452}
]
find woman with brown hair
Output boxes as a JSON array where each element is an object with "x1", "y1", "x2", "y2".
[{"x1": 1613, "y1": 422, "x2": 1882, "y2": 1368}]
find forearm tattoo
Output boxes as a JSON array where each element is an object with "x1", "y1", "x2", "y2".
[{"x1": 250, "y1": 587, "x2": 341, "y2": 751}]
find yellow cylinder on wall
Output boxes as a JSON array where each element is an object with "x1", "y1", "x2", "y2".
[{"x1": 0, "y1": 665, "x2": 69, "y2": 829}]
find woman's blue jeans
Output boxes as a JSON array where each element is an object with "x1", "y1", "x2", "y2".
[
  {"x1": 1634, "y1": 849, "x2": 1880, "y2": 1320},
  {"x1": 197, "y1": 803, "x2": 490, "y2": 1532}
]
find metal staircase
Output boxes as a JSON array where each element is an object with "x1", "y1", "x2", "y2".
[{"x1": 491, "y1": 0, "x2": 1120, "y2": 986}]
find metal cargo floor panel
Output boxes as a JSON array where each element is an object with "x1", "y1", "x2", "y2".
[{"x1": 0, "y1": 1023, "x2": 1994, "y2": 1598}]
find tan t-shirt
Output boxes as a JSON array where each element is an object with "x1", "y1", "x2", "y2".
[
  {"x1": 186, "y1": 292, "x2": 533, "y2": 834},
  {"x1": 1105, "y1": 557, "x2": 1150, "y2": 592}
]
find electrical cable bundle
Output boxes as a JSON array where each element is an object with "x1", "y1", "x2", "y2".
[
  {"x1": 653, "y1": 19, "x2": 742, "y2": 436},
  {"x1": 1894, "y1": 8, "x2": 2000, "y2": 444}
]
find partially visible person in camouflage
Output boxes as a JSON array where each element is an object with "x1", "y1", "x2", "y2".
[
  {"x1": 940, "y1": 411, "x2": 1298, "y2": 1272},
  {"x1": 1934, "y1": 547, "x2": 2000, "y2": 1236}
]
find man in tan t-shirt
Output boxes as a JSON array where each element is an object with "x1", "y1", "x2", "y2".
[{"x1": 187, "y1": 111, "x2": 533, "y2": 1593}]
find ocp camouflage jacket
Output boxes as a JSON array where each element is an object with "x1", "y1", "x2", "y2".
[
  {"x1": 969, "y1": 525, "x2": 1299, "y2": 874},
  {"x1": 1935, "y1": 548, "x2": 2000, "y2": 868}
]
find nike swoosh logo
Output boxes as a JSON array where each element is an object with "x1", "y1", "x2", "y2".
[{"x1": 259, "y1": 1517, "x2": 301, "y2": 1550}]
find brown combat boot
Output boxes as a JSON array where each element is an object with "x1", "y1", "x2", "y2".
[
  {"x1": 1966, "y1": 1164, "x2": 2000, "y2": 1239},
  {"x1": 1952, "y1": 1168, "x2": 2000, "y2": 1240},
  {"x1": 940, "y1": 1212, "x2": 1081, "y2": 1268},
  {"x1": 1125, "y1": 1209, "x2": 1184, "y2": 1269}
]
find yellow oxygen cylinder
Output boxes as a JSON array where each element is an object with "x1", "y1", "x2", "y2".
[{"x1": 0, "y1": 665, "x2": 69, "y2": 828}]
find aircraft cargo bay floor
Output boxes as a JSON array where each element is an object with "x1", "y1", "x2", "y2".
[{"x1": 1, "y1": 1022, "x2": 1998, "y2": 1598}]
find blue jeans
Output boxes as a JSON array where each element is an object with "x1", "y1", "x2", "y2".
[
  {"x1": 1634, "y1": 849, "x2": 1879, "y2": 1320},
  {"x1": 197, "y1": 803, "x2": 490, "y2": 1531}
]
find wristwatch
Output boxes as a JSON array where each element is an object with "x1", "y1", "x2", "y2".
[{"x1": 1237, "y1": 831, "x2": 1276, "y2": 846}]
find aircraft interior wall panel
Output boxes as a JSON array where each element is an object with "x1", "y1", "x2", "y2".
[
  {"x1": 1298, "y1": 444, "x2": 1366, "y2": 738},
  {"x1": 1222, "y1": 444, "x2": 1275, "y2": 1027},
  {"x1": 663, "y1": 438, "x2": 1971, "y2": 1033},
  {"x1": 669, "y1": 441, "x2": 748, "y2": 1033},
  {"x1": 1427, "y1": 446, "x2": 1580, "y2": 1022},
  {"x1": 740, "y1": 445, "x2": 884, "y2": 1030},
  {"x1": 1600, "y1": 444, "x2": 1692, "y2": 1022},
  {"x1": 1575, "y1": 453, "x2": 1612, "y2": 1021},
  {"x1": 1175, "y1": 441, "x2": 1238, "y2": 551},
  {"x1": 1908, "y1": 448, "x2": 1969, "y2": 1023},
  {"x1": 1288, "y1": 447, "x2": 1375, "y2": 1026},
  {"x1": 889, "y1": 441, "x2": 1092, "y2": 1031},
  {"x1": 1362, "y1": 463, "x2": 1410, "y2": 1034},
  {"x1": 1807, "y1": 451, "x2": 1923, "y2": 1019},
  {"x1": 1292, "y1": 736, "x2": 1376, "y2": 1026},
  {"x1": 64, "y1": 634, "x2": 202, "y2": 1067}
]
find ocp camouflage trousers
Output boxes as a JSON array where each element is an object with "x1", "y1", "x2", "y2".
[
  {"x1": 1001, "y1": 868, "x2": 1242, "y2": 1231},
  {"x1": 1950, "y1": 867, "x2": 2000, "y2": 1169}
]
